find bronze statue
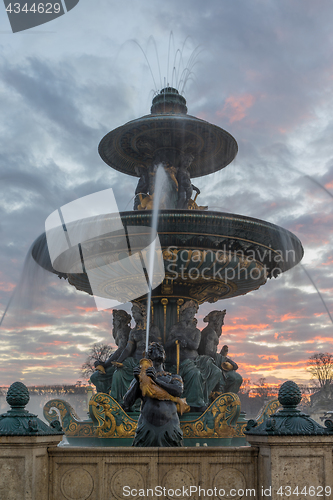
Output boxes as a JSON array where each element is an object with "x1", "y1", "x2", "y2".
[
  {"x1": 176, "y1": 153, "x2": 200, "y2": 209},
  {"x1": 90, "y1": 309, "x2": 131, "y2": 394},
  {"x1": 110, "y1": 302, "x2": 161, "y2": 405},
  {"x1": 134, "y1": 152, "x2": 205, "y2": 210},
  {"x1": 165, "y1": 300, "x2": 221, "y2": 411},
  {"x1": 216, "y1": 345, "x2": 243, "y2": 394},
  {"x1": 123, "y1": 342, "x2": 184, "y2": 447},
  {"x1": 200, "y1": 310, "x2": 242, "y2": 394},
  {"x1": 198, "y1": 310, "x2": 226, "y2": 357},
  {"x1": 136, "y1": 154, "x2": 179, "y2": 210},
  {"x1": 133, "y1": 164, "x2": 149, "y2": 210}
]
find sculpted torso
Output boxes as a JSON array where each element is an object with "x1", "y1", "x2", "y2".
[
  {"x1": 117, "y1": 304, "x2": 160, "y2": 363},
  {"x1": 198, "y1": 325, "x2": 219, "y2": 358},
  {"x1": 165, "y1": 304, "x2": 200, "y2": 364},
  {"x1": 198, "y1": 310, "x2": 226, "y2": 359}
]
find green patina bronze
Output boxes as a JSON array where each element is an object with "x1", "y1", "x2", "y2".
[
  {"x1": 98, "y1": 87, "x2": 238, "y2": 178},
  {"x1": 43, "y1": 391, "x2": 241, "y2": 446},
  {"x1": 0, "y1": 381, "x2": 64, "y2": 437},
  {"x1": 42, "y1": 393, "x2": 281, "y2": 446},
  {"x1": 245, "y1": 381, "x2": 333, "y2": 436}
]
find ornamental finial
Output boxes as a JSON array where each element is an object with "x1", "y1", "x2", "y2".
[{"x1": 245, "y1": 380, "x2": 333, "y2": 436}]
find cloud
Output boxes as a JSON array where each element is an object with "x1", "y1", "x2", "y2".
[
  {"x1": 0, "y1": 0, "x2": 333, "y2": 387},
  {"x1": 217, "y1": 93, "x2": 256, "y2": 123}
]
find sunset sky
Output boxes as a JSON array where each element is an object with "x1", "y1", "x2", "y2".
[{"x1": 0, "y1": 0, "x2": 333, "y2": 387}]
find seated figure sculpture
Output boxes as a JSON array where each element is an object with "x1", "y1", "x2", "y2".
[
  {"x1": 90, "y1": 309, "x2": 131, "y2": 394},
  {"x1": 176, "y1": 153, "x2": 201, "y2": 209},
  {"x1": 200, "y1": 310, "x2": 242, "y2": 394},
  {"x1": 165, "y1": 300, "x2": 222, "y2": 411},
  {"x1": 198, "y1": 309, "x2": 226, "y2": 357},
  {"x1": 123, "y1": 342, "x2": 184, "y2": 447},
  {"x1": 216, "y1": 345, "x2": 243, "y2": 394},
  {"x1": 133, "y1": 164, "x2": 149, "y2": 210},
  {"x1": 110, "y1": 302, "x2": 161, "y2": 405}
]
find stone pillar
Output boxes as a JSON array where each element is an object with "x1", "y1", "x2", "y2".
[
  {"x1": 0, "y1": 434, "x2": 63, "y2": 500},
  {"x1": 245, "y1": 381, "x2": 333, "y2": 500},
  {"x1": 0, "y1": 382, "x2": 63, "y2": 500},
  {"x1": 246, "y1": 434, "x2": 333, "y2": 500}
]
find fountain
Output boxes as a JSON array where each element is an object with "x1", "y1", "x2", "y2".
[{"x1": 31, "y1": 86, "x2": 303, "y2": 446}]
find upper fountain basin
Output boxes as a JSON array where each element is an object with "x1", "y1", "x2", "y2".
[{"x1": 98, "y1": 114, "x2": 238, "y2": 179}]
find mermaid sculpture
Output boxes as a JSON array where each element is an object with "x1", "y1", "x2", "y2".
[{"x1": 123, "y1": 342, "x2": 185, "y2": 447}]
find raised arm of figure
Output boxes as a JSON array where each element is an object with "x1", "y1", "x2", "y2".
[
  {"x1": 154, "y1": 373, "x2": 184, "y2": 398},
  {"x1": 225, "y1": 357, "x2": 238, "y2": 371}
]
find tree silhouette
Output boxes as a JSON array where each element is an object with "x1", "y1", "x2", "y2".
[
  {"x1": 81, "y1": 343, "x2": 115, "y2": 379},
  {"x1": 307, "y1": 353, "x2": 333, "y2": 390},
  {"x1": 238, "y1": 378, "x2": 251, "y2": 395},
  {"x1": 253, "y1": 377, "x2": 270, "y2": 398}
]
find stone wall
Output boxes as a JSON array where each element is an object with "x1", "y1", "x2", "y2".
[
  {"x1": 48, "y1": 446, "x2": 258, "y2": 500},
  {"x1": 1, "y1": 438, "x2": 333, "y2": 500}
]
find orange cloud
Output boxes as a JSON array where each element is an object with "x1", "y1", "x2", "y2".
[
  {"x1": 223, "y1": 323, "x2": 269, "y2": 332},
  {"x1": 258, "y1": 354, "x2": 279, "y2": 361},
  {"x1": 277, "y1": 313, "x2": 305, "y2": 323},
  {"x1": 312, "y1": 336, "x2": 333, "y2": 344},
  {"x1": 240, "y1": 360, "x2": 308, "y2": 372},
  {"x1": 75, "y1": 306, "x2": 97, "y2": 313},
  {"x1": 217, "y1": 94, "x2": 255, "y2": 123},
  {"x1": 321, "y1": 256, "x2": 333, "y2": 267},
  {"x1": 0, "y1": 282, "x2": 15, "y2": 292},
  {"x1": 49, "y1": 340, "x2": 70, "y2": 346}
]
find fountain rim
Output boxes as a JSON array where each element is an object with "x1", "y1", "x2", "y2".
[
  {"x1": 31, "y1": 209, "x2": 304, "y2": 278},
  {"x1": 98, "y1": 113, "x2": 238, "y2": 179}
]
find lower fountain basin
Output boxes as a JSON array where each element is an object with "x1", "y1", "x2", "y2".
[{"x1": 31, "y1": 210, "x2": 303, "y2": 304}]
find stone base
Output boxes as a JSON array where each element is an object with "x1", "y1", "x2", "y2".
[
  {"x1": 246, "y1": 434, "x2": 333, "y2": 500},
  {"x1": 0, "y1": 434, "x2": 62, "y2": 500},
  {"x1": 48, "y1": 446, "x2": 258, "y2": 500}
]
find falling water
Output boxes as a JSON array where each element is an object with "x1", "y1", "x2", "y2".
[
  {"x1": 145, "y1": 165, "x2": 167, "y2": 353},
  {"x1": 0, "y1": 241, "x2": 57, "y2": 328},
  {"x1": 126, "y1": 34, "x2": 201, "y2": 99},
  {"x1": 300, "y1": 264, "x2": 333, "y2": 324}
]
